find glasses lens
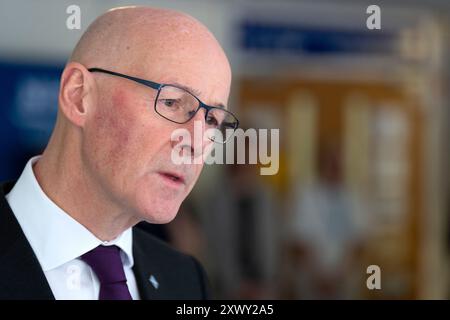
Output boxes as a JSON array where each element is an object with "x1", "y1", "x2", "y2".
[
  {"x1": 155, "y1": 85, "x2": 238, "y2": 144},
  {"x1": 205, "y1": 108, "x2": 238, "y2": 143},
  {"x1": 155, "y1": 85, "x2": 198, "y2": 123}
]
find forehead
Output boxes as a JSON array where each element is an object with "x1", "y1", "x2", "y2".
[
  {"x1": 125, "y1": 25, "x2": 232, "y2": 105},
  {"x1": 143, "y1": 60, "x2": 231, "y2": 107},
  {"x1": 159, "y1": 78, "x2": 227, "y2": 109}
]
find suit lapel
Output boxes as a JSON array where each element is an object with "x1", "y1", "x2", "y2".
[
  {"x1": 132, "y1": 228, "x2": 173, "y2": 300},
  {"x1": 0, "y1": 181, "x2": 54, "y2": 300},
  {"x1": 132, "y1": 231, "x2": 159, "y2": 300}
]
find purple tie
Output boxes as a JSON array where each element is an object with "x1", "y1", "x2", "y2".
[{"x1": 81, "y1": 245, "x2": 133, "y2": 300}]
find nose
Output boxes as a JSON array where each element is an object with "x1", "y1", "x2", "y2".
[
  {"x1": 191, "y1": 107, "x2": 207, "y2": 127},
  {"x1": 171, "y1": 108, "x2": 211, "y2": 160}
]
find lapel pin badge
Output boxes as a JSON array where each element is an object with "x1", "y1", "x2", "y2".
[{"x1": 149, "y1": 275, "x2": 159, "y2": 289}]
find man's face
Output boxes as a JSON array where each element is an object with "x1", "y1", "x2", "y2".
[{"x1": 82, "y1": 55, "x2": 231, "y2": 223}]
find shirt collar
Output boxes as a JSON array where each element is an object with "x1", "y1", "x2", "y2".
[{"x1": 5, "y1": 156, "x2": 134, "y2": 272}]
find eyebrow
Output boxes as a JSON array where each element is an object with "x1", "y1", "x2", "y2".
[
  {"x1": 168, "y1": 81, "x2": 226, "y2": 110},
  {"x1": 169, "y1": 82, "x2": 202, "y2": 96}
]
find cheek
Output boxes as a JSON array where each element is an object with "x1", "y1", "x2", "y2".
[
  {"x1": 108, "y1": 91, "x2": 133, "y2": 146},
  {"x1": 88, "y1": 90, "x2": 141, "y2": 174},
  {"x1": 96, "y1": 89, "x2": 175, "y2": 181}
]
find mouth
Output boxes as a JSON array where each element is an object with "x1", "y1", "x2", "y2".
[{"x1": 158, "y1": 171, "x2": 186, "y2": 186}]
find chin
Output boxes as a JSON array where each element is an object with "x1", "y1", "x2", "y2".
[
  {"x1": 138, "y1": 200, "x2": 181, "y2": 224},
  {"x1": 133, "y1": 177, "x2": 188, "y2": 224}
]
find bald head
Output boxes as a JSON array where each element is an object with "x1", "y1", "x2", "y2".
[{"x1": 70, "y1": 6, "x2": 231, "y2": 83}]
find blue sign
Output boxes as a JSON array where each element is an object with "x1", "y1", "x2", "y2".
[
  {"x1": 0, "y1": 62, "x2": 63, "y2": 181},
  {"x1": 241, "y1": 21, "x2": 396, "y2": 55}
]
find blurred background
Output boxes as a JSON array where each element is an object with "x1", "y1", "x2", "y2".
[{"x1": 0, "y1": 0, "x2": 449, "y2": 299}]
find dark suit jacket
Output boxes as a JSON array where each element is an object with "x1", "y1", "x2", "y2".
[{"x1": 0, "y1": 180, "x2": 211, "y2": 300}]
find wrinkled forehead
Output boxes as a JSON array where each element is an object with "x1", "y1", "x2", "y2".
[{"x1": 127, "y1": 36, "x2": 232, "y2": 106}]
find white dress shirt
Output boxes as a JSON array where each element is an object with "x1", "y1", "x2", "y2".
[{"x1": 5, "y1": 156, "x2": 140, "y2": 300}]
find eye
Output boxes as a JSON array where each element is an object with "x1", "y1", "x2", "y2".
[
  {"x1": 160, "y1": 99, "x2": 179, "y2": 108},
  {"x1": 222, "y1": 121, "x2": 235, "y2": 129},
  {"x1": 157, "y1": 98, "x2": 183, "y2": 112},
  {"x1": 206, "y1": 114, "x2": 219, "y2": 127}
]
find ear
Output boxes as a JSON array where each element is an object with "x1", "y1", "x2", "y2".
[{"x1": 58, "y1": 62, "x2": 95, "y2": 127}]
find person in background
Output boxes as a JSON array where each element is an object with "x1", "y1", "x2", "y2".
[{"x1": 289, "y1": 142, "x2": 369, "y2": 299}]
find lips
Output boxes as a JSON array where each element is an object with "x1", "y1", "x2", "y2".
[{"x1": 158, "y1": 171, "x2": 186, "y2": 185}]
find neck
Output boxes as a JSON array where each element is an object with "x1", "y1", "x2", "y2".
[{"x1": 34, "y1": 126, "x2": 139, "y2": 241}]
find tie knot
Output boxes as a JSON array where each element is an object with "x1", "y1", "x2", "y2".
[{"x1": 81, "y1": 245, "x2": 127, "y2": 285}]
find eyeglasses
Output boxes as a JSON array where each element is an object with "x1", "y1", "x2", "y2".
[{"x1": 88, "y1": 68, "x2": 239, "y2": 144}]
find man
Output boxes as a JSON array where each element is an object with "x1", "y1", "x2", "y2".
[{"x1": 0, "y1": 6, "x2": 237, "y2": 299}]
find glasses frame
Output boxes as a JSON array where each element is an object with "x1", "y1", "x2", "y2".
[{"x1": 88, "y1": 67, "x2": 239, "y2": 143}]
